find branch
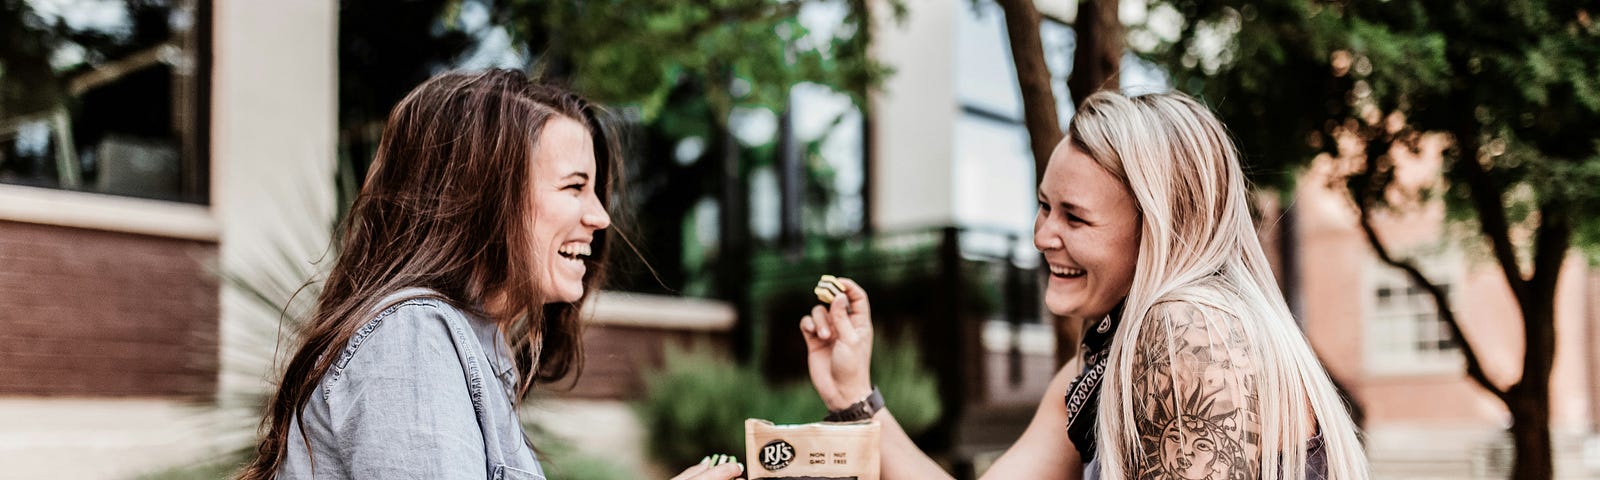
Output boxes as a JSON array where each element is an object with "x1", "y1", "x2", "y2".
[
  {"x1": 1518, "y1": 196, "x2": 1571, "y2": 389},
  {"x1": 994, "y1": 0, "x2": 1063, "y2": 179},
  {"x1": 1066, "y1": 0, "x2": 1122, "y2": 107},
  {"x1": 1349, "y1": 129, "x2": 1506, "y2": 400},
  {"x1": 1355, "y1": 198, "x2": 1508, "y2": 401},
  {"x1": 676, "y1": 2, "x2": 804, "y2": 46},
  {"x1": 1452, "y1": 134, "x2": 1530, "y2": 300},
  {"x1": 1528, "y1": 198, "x2": 1571, "y2": 304}
]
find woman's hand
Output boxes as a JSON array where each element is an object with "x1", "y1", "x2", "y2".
[
  {"x1": 799, "y1": 277, "x2": 875, "y2": 411},
  {"x1": 670, "y1": 455, "x2": 744, "y2": 480}
]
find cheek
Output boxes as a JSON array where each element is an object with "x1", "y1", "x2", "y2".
[
  {"x1": 528, "y1": 195, "x2": 571, "y2": 243},
  {"x1": 1068, "y1": 229, "x2": 1131, "y2": 271},
  {"x1": 1104, "y1": 225, "x2": 1140, "y2": 280}
]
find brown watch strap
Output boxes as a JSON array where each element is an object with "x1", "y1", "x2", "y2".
[{"x1": 824, "y1": 386, "x2": 883, "y2": 422}]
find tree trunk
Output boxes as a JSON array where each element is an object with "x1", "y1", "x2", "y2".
[
  {"x1": 993, "y1": 0, "x2": 1062, "y2": 180},
  {"x1": 993, "y1": 0, "x2": 1071, "y2": 367},
  {"x1": 1067, "y1": 0, "x2": 1122, "y2": 107},
  {"x1": 1507, "y1": 388, "x2": 1554, "y2": 480},
  {"x1": 1507, "y1": 282, "x2": 1561, "y2": 479}
]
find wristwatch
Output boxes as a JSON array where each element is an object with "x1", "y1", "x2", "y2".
[{"x1": 824, "y1": 387, "x2": 884, "y2": 422}]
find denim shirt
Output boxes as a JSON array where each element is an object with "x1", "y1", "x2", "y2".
[{"x1": 279, "y1": 288, "x2": 545, "y2": 479}]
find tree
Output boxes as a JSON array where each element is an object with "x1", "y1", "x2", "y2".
[
  {"x1": 1147, "y1": 2, "x2": 1600, "y2": 478},
  {"x1": 992, "y1": 0, "x2": 1124, "y2": 180},
  {"x1": 992, "y1": 0, "x2": 1125, "y2": 367}
]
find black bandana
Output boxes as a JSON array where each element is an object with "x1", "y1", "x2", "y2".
[{"x1": 1064, "y1": 301, "x2": 1124, "y2": 462}]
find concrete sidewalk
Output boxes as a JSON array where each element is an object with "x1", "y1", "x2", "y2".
[{"x1": 0, "y1": 398, "x2": 222, "y2": 479}]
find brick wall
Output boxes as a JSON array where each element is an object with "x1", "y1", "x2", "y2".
[
  {"x1": 0, "y1": 220, "x2": 218, "y2": 398},
  {"x1": 554, "y1": 324, "x2": 728, "y2": 399}
]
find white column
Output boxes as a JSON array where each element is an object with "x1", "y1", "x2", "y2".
[
  {"x1": 210, "y1": 0, "x2": 338, "y2": 446},
  {"x1": 869, "y1": 0, "x2": 959, "y2": 232}
]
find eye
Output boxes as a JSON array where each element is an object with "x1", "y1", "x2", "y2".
[
  {"x1": 563, "y1": 182, "x2": 587, "y2": 192},
  {"x1": 1036, "y1": 200, "x2": 1050, "y2": 213},
  {"x1": 1065, "y1": 213, "x2": 1087, "y2": 225}
]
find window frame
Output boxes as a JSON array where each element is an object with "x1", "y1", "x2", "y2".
[
  {"x1": 1363, "y1": 249, "x2": 1465, "y2": 376},
  {"x1": 0, "y1": 0, "x2": 214, "y2": 240}
]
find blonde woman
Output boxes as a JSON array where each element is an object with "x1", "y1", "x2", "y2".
[{"x1": 799, "y1": 91, "x2": 1368, "y2": 479}]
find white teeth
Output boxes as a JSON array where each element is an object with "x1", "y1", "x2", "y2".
[
  {"x1": 1050, "y1": 265, "x2": 1086, "y2": 277},
  {"x1": 558, "y1": 244, "x2": 592, "y2": 258}
]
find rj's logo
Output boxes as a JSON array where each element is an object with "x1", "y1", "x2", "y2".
[{"x1": 759, "y1": 439, "x2": 795, "y2": 471}]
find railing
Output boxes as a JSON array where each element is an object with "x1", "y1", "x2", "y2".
[{"x1": 739, "y1": 225, "x2": 1045, "y2": 455}]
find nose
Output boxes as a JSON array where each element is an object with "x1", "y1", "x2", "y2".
[
  {"x1": 583, "y1": 194, "x2": 612, "y2": 231},
  {"x1": 1034, "y1": 214, "x2": 1061, "y2": 252}
]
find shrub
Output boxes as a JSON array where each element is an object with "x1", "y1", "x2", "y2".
[{"x1": 635, "y1": 334, "x2": 941, "y2": 468}]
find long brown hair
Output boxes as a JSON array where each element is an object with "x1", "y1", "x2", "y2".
[{"x1": 238, "y1": 69, "x2": 623, "y2": 479}]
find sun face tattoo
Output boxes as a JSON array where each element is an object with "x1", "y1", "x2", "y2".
[{"x1": 1131, "y1": 303, "x2": 1260, "y2": 480}]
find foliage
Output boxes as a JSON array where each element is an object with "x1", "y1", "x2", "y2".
[
  {"x1": 493, "y1": 0, "x2": 895, "y2": 118},
  {"x1": 522, "y1": 421, "x2": 639, "y2": 480},
  {"x1": 1144, "y1": 0, "x2": 1600, "y2": 229},
  {"x1": 0, "y1": 0, "x2": 181, "y2": 116},
  {"x1": 635, "y1": 334, "x2": 942, "y2": 468}
]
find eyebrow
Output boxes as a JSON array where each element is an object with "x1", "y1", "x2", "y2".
[
  {"x1": 561, "y1": 172, "x2": 591, "y2": 182},
  {"x1": 1037, "y1": 191, "x2": 1086, "y2": 213}
]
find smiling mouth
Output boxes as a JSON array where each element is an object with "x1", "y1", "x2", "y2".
[
  {"x1": 1048, "y1": 264, "x2": 1086, "y2": 279},
  {"x1": 557, "y1": 243, "x2": 592, "y2": 261}
]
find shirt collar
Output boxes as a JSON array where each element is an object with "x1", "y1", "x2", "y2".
[{"x1": 465, "y1": 308, "x2": 518, "y2": 380}]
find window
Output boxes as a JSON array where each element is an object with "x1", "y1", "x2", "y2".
[
  {"x1": 1366, "y1": 252, "x2": 1463, "y2": 375},
  {"x1": 952, "y1": 0, "x2": 1073, "y2": 257},
  {"x1": 0, "y1": 0, "x2": 209, "y2": 204}
]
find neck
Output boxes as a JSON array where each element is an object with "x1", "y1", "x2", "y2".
[{"x1": 482, "y1": 289, "x2": 513, "y2": 321}]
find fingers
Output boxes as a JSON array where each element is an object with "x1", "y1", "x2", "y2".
[
  {"x1": 800, "y1": 315, "x2": 822, "y2": 349},
  {"x1": 828, "y1": 294, "x2": 858, "y2": 344},
  {"x1": 837, "y1": 277, "x2": 871, "y2": 320},
  {"x1": 697, "y1": 461, "x2": 744, "y2": 479},
  {"x1": 677, "y1": 455, "x2": 743, "y2": 480},
  {"x1": 670, "y1": 456, "x2": 711, "y2": 480},
  {"x1": 811, "y1": 304, "x2": 831, "y2": 340}
]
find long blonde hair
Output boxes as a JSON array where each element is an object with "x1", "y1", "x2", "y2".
[{"x1": 1071, "y1": 91, "x2": 1368, "y2": 479}]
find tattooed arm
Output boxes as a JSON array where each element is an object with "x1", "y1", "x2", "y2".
[{"x1": 1129, "y1": 301, "x2": 1261, "y2": 480}]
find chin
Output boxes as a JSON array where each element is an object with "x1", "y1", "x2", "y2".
[
  {"x1": 553, "y1": 289, "x2": 583, "y2": 304},
  {"x1": 539, "y1": 284, "x2": 585, "y2": 304},
  {"x1": 1043, "y1": 298, "x2": 1074, "y2": 318},
  {"x1": 560, "y1": 283, "x2": 588, "y2": 303}
]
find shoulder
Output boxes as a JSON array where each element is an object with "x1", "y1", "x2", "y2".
[
  {"x1": 326, "y1": 295, "x2": 475, "y2": 387},
  {"x1": 1130, "y1": 299, "x2": 1256, "y2": 402},
  {"x1": 1124, "y1": 292, "x2": 1264, "y2": 477},
  {"x1": 1137, "y1": 299, "x2": 1245, "y2": 344},
  {"x1": 1136, "y1": 277, "x2": 1252, "y2": 345}
]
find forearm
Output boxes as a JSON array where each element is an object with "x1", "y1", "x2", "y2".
[{"x1": 873, "y1": 408, "x2": 955, "y2": 480}]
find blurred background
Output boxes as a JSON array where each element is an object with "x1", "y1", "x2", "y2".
[{"x1": 0, "y1": 0, "x2": 1597, "y2": 478}]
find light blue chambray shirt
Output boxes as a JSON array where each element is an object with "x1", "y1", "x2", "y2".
[{"x1": 279, "y1": 288, "x2": 546, "y2": 480}]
